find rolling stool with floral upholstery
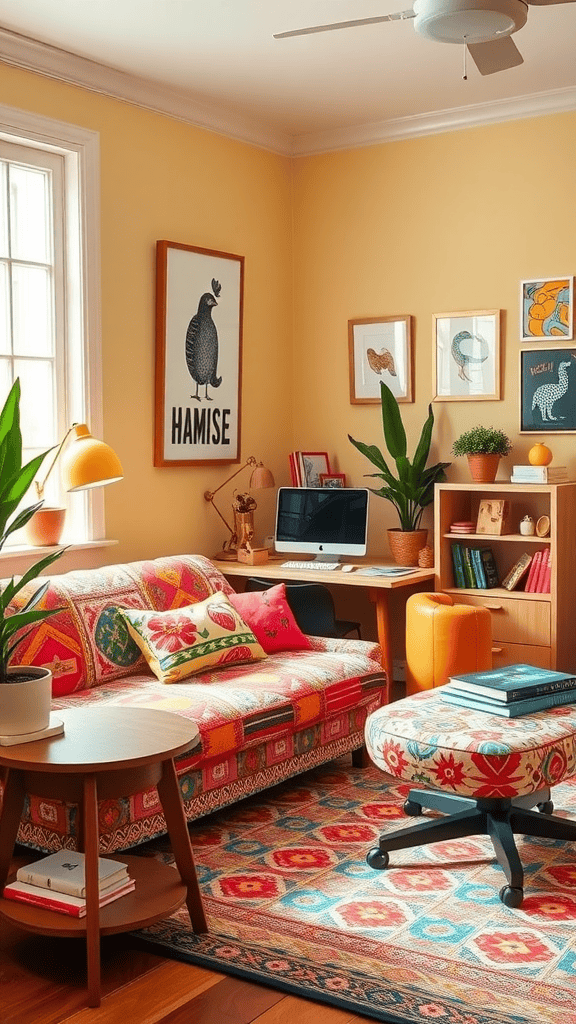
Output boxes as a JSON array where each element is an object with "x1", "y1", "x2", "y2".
[{"x1": 364, "y1": 688, "x2": 576, "y2": 907}]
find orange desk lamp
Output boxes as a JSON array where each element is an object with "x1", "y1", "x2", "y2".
[{"x1": 26, "y1": 424, "x2": 124, "y2": 546}]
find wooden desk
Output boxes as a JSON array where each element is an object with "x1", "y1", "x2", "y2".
[{"x1": 221, "y1": 557, "x2": 435, "y2": 685}]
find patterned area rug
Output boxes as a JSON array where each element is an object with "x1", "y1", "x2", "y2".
[{"x1": 133, "y1": 757, "x2": 576, "y2": 1024}]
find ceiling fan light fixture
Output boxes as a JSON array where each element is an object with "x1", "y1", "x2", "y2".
[{"x1": 413, "y1": 0, "x2": 528, "y2": 43}]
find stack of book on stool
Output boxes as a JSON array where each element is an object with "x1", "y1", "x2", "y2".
[
  {"x1": 441, "y1": 664, "x2": 576, "y2": 718},
  {"x1": 3, "y1": 850, "x2": 134, "y2": 917}
]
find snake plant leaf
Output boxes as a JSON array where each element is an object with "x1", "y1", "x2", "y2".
[
  {"x1": 379, "y1": 382, "x2": 407, "y2": 460},
  {"x1": 347, "y1": 435, "x2": 390, "y2": 475},
  {"x1": 412, "y1": 404, "x2": 434, "y2": 477},
  {"x1": 0, "y1": 378, "x2": 22, "y2": 485}
]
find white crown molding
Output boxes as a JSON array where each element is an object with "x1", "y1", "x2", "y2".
[
  {"x1": 0, "y1": 27, "x2": 293, "y2": 156},
  {"x1": 1, "y1": 26, "x2": 576, "y2": 158},
  {"x1": 292, "y1": 85, "x2": 576, "y2": 156}
]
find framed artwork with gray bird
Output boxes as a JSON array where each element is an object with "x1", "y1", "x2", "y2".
[
  {"x1": 155, "y1": 240, "x2": 244, "y2": 466},
  {"x1": 520, "y1": 348, "x2": 576, "y2": 433},
  {"x1": 433, "y1": 309, "x2": 501, "y2": 402}
]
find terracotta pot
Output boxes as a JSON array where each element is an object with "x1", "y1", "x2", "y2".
[
  {"x1": 0, "y1": 665, "x2": 52, "y2": 737},
  {"x1": 387, "y1": 528, "x2": 428, "y2": 567},
  {"x1": 467, "y1": 454, "x2": 501, "y2": 484},
  {"x1": 25, "y1": 507, "x2": 66, "y2": 547}
]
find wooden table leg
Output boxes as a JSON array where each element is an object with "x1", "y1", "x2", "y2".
[
  {"x1": 0, "y1": 768, "x2": 26, "y2": 891},
  {"x1": 157, "y1": 758, "x2": 207, "y2": 933},
  {"x1": 369, "y1": 588, "x2": 392, "y2": 699},
  {"x1": 82, "y1": 773, "x2": 102, "y2": 1008}
]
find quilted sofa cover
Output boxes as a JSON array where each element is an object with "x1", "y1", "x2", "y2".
[{"x1": 2, "y1": 554, "x2": 386, "y2": 853}]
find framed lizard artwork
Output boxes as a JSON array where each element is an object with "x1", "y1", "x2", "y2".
[{"x1": 433, "y1": 310, "x2": 501, "y2": 402}]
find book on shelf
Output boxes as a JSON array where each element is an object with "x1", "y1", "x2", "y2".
[
  {"x1": 524, "y1": 549, "x2": 542, "y2": 593},
  {"x1": 510, "y1": 465, "x2": 568, "y2": 482},
  {"x1": 501, "y1": 552, "x2": 532, "y2": 591},
  {"x1": 16, "y1": 850, "x2": 129, "y2": 898},
  {"x1": 442, "y1": 686, "x2": 576, "y2": 717},
  {"x1": 534, "y1": 548, "x2": 550, "y2": 593},
  {"x1": 462, "y1": 546, "x2": 477, "y2": 588},
  {"x1": 479, "y1": 548, "x2": 499, "y2": 588},
  {"x1": 3, "y1": 877, "x2": 135, "y2": 917},
  {"x1": 470, "y1": 547, "x2": 487, "y2": 588},
  {"x1": 447, "y1": 663, "x2": 576, "y2": 703},
  {"x1": 450, "y1": 544, "x2": 466, "y2": 588}
]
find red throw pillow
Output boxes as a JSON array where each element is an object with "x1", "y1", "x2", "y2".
[{"x1": 229, "y1": 584, "x2": 313, "y2": 654}]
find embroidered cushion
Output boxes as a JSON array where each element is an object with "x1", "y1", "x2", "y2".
[
  {"x1": 119, "y1": 592, "x2": 267, "y2": 683},
  {"x1": 228, "y1": 584, "x2": 313, "y2": 654}
]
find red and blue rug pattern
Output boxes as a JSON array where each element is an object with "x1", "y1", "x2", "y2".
[{"x1": 134, "y1": 757, "x2": 576, "y2": 1024}]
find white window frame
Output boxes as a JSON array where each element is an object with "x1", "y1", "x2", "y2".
[{"x1": 0, "y1": 103, "x2": 104, "y2": 548}]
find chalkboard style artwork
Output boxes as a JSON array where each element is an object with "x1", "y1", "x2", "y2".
[
  {"x1": 520, "y1": 348, "x2": 576, "y2": 433},
  {"x1": 155, "y1": 241, "x2": 244, "y2": 466}
]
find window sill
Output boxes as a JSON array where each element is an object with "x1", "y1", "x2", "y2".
[{"x1": 0, "y1": 539, "x2": 119, "y2": 577}]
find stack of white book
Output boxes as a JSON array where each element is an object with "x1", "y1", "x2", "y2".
[
  {"x1": 510, "y1": 465, "x2": 569, "y2": 483},
  {"x1": 3, "y1": 850, "x2": 134, "y2": 917}
]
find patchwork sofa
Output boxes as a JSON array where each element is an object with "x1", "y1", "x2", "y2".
[{"x1": 2, "y1": 553, "x2": 386, "y2": 854}]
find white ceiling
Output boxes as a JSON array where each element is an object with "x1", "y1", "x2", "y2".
[{"x1": 0, "y1": 0, "x2": 575, "y2": 154}]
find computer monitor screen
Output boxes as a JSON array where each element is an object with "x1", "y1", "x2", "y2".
[{"x1": 274, "y1": 487, "x2": 369, "y2": 559}]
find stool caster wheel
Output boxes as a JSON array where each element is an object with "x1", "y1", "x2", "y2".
[
  {"x1": 537, "y1": 800, "x2": 554, "y2": 815},
  {"x1": 499, "y1": 885, "x2": 523, "y2": 908},
  {"x1": 366, "y1": 847, "x2": 389, "y2": 870},
  {"x1": 403, "y1": 799, "x2": 422, "y2": 817}
]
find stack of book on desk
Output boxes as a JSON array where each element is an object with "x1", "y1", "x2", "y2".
[
  {"x1": 441, "y1": 664, "x2": 576, "y2": 718},
  {"x1": 3, "y1": 850, "x2": 134, "y2": 917}
]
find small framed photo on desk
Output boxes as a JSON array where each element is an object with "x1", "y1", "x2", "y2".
[{"x1": 320, "y1": 473, "x2": 346, "y2": 488}]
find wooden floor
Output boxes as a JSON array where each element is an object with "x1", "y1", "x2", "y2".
[{"x1": 1, "y1": 914, "x2": 371, "y2": 1024}]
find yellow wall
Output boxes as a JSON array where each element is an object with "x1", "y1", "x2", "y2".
[
  {"x1": 2, "y1": 60, "x2": 576, "y2": 581},
  {"x1": 292, "y1": 114, "x2": 576, "y2": 555},
  {"x1": 0, "y1": 63, "x2": 293, "y2": 564}
]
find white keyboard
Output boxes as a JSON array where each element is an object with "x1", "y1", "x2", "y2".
[{"x1": 281, "y1": 560, "x2": 341, "y2": 571}]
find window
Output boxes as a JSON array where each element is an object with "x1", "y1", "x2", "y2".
[{"x1": 0, "y1": 105, "x2": 103, "y2": 546}]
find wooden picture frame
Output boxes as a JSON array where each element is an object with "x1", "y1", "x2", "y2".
[
  {"x1": 520, "y1": 347, "x2": 576, "y2": 433},
  {"x1": 299, "y1": 451, "x2": 330, "y2": 487},
  {"x1": 154, "y1": 240, "x2": 244, "y2": 466},
  {"x1": 320, "y1": 473, "x2": 346, "y2": 488},
  {"x1": 348, "y1": 315, "x2": 413, "y2": 404},
  {"x1": 520, "y1": 277, "x2": 574, "y2": 342},
  {"x1": 433, "y1": 309, "x2": 501, "y2": 402}
]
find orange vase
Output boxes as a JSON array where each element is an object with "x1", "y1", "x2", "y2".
[{"x1": 25, "y1": 507, "x2": 66, "y2": 547}]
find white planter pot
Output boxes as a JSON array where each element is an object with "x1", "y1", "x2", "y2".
[{"x1": 0, "y1": 666, "x2": 52, "y2": 737}]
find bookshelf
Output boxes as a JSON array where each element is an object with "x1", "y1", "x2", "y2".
[{"x1": 434, "y1": 481, "x2": 576, "y2": 673}]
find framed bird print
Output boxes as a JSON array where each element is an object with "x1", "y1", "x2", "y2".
[
  {"x1": 520, "y1": 347, "x2": 576, "y2": 433},
  {"x1": 155, "y1": 240, "x2": 244, "y2": 466},
  {"x1": 433, "y1": 309, "x2": 501, "y2": 402},
  {"x1": 348, "y1": 315, "x2": 413, "y2": 404}
]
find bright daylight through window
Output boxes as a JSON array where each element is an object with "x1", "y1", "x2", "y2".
[{"x1": 0, "y1": 107, "x2": 103, "y2": 548}]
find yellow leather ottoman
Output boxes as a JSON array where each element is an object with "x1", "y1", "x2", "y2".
[{"x1": 405, "y1": 592, "x2": 492, "y2": 696}]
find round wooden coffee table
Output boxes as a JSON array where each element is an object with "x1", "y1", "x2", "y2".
[{"x1": 0, "y1": 707, "x2": 207, "y2": 1007}]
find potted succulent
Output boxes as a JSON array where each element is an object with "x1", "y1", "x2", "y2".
[
  {"x1": 349, "y1": 381, "x2": 450, "y2": 565},
  {"x1": 0, "y1": 378, "x2": 65, "y2": 738},
  {"x1": 451, "y1": 426, "x2": 512, "y2": 483}
]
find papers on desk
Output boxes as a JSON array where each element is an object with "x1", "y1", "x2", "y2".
[{"x1": 354, "y1": 566, "x2": 416, "y2": 577}]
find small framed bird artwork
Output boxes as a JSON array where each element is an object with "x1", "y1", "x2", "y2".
[
  {"x1": 433, "y1": 309, "x2": 501, "y2": 402},
  {"x1": 155, "y1": 240, "x2": 244, "y2": 466},
  {"x1": 348, "y1": 315, "x2": 413, "y2": 404}
]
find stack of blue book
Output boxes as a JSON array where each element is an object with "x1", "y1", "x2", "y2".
[{"x1": 441, "y1": 664, "x2": 576, "y2": 718}]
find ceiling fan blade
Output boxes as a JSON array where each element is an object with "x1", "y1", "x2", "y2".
[
  {"x1": 528, "y1": 0, "x2": 575, "y2": 5},
  {"x1": 467, "y1": 36, "x2": 524, "y2": 75},
  {"x1": 273, "y1": 11, "x2": 415, "y2": 39}
]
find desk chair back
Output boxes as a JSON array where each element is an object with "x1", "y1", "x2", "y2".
[{"x1": 245, "y1": 578, "x2": 361, "y2": 640}]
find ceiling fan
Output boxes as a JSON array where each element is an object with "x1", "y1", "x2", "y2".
[{"x1": 274, "y1": 0, "x2": 575, "y2": 77}]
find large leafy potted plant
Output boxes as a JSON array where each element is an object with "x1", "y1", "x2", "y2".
[
  {"x1": 0, "y1": 378, "x2": 65, "y2": 738},
  {"x1": 451, "y1": 425, "x2": 512, "y2": 483},
  {"x1": 349, "y1": 381, "x2": 450, "y2": 565}
]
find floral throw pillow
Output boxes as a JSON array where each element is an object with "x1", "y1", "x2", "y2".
[
  {"x1": 119, "y1": 592, "x2": 267, "y2": 683},
  {"x1": 228, "y1": 584, "x2": 313, "y2": 654}
]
